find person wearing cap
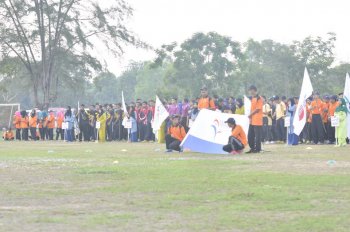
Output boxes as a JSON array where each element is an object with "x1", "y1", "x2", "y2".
[
  {"x1": 223, "y1": 118, "x2": 247, "y2": 155},
  {"x1": 198, "y1": 86, "x2": 216, "y2": 110},
  {"x1": 165, "y1": 115, "x2": 186, "y2": 152},
  {"x1": 328, "y1": 95, "x2": 340, "y2": 144},
  {"x1": 246, "y1": 85, "x2": 263, "y2": 153},
  {"x1": 310, "y1": 91, "x2": 325, "y2": 144}
]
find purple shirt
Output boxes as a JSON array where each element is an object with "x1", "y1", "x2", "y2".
[
  {"x1": 181, "y1": 103, "x2": 190, "y2": 117},
  {"x1": 167, "y1": 104, "x2": 180, "y2": 116}
]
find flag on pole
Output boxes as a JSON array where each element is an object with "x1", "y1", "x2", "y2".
[
  {"x1": 180, "y1": 109, "x2": 249, "y2": 154},
  {"x1": 293, "y1": 68, "x2": 314, "y2": 136},
  {"x1": 343, "y1": 73, "x2": 350, "y2": 139},
  {"x1": 244, "y1": 95, "x2": 251, "y2": 116},
  {"x1": 152, "y1": 95, "x2": 169, "y2": 131},
  {"x1": 121, "y1": 91, "x2": 128, "y2": 115}
]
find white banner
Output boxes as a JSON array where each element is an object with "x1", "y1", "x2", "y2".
[
  {"x1": 293, "y1": 68, "x2": 314, "y2": 136},
  {"x1": 180, "y1": 109, "x2": 249, "y2": 154},
  {"x1": 152, "y1": 95, "x2": 169, "y2": 131}
]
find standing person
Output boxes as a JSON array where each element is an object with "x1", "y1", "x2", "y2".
[
  {"x1": 20, "y1": 110, "x2": 29, "y2": 141},
  {"x1": 328, "y1": 95, "x2": 339, "y2": 144},
  {"x1": 198, "y1": 86, "x2": 216, "y2": 110},
  {"x1": 38, "y1": 111, "x2": 48, "y2": 141},
  {"x1": 274, "y1": 96, "x2": 286, "y2": 143},
  {"x1": 13, "y1": 111, "x2": 21, "y2": 140},
  {"x1": 167, "y1": 98, "x2": 179, "y2": 116},
  {"x1": 64, "y1": 106, "x2": 75, "y2": 142},
  {"x1": 87, "y1": 105, "x2": 96, "y2": 142},
  {"x1": 188, "y1": 101, "x2": 199, "y2": 128},
  {"x1": 78, "y1": 104, "x2": 90, "y2": 142},
  {"x1": 165, "y1": 115, "x2": 186, "y2": 152},
  {"x1": 246, "y1": 85, "x2": 263, "y2": 153},
  {"x1": 29, "y1": 109, "x2": 37, "y2": 141},
  {"x1": 334, "y1": 98, "x2": 348, "y2": 147},
  {"x1": 126, "y1": 106, "x2": 138, "y2": 142},
  {"x1": 234, "y1": 98, "x2": 245, "y2": 115},
  {"x1": 56, "y1": 111, "x2": 64, "y2": 140},
  {"x1": 181, "y1": 98, "x2": 190, "y2": 132},
  {"x1": 305, "y1": 98, "x2": 313, "y2": 144},
  {"x1": 113, "y1": 103, "x2": 123, "y2": 141},
  {"x1": 262, "y1": 96, "x2": 272, "y2": 144},
  {"x1": 322, "y1": 96, "x2": 330, "y2": 143},
  {"x1": 146, "y1": 100, "x2": 155, "y2": 142},
  {"x1": 47, "y1": 110, "x2": 55, "y2": 140},
  {"x1": 105, "y1": 104, "x2": 114, "y2": 141},
  {"x1": 222, "y1": 118, "x2": 247, "y2": 155},
  {"x1": 287, "y1": 98, "x2": 298, "y2": 145},
  {"x1": 138, "y1": 102, "x2": 149, "y2": 142},
  {"x1": 96, "y1": 107, "x2": 107, "y2": 142},
  {"x1": 310, "y1": 92, "x2": 325, "y2": 144}
]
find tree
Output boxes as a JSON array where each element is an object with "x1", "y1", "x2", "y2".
[
  {"x1": 154, "y1": 32, "x2": 243, "y2": 98},
  {"x1": 0, "y1": 0, "x2": 143, "y2": 109}
]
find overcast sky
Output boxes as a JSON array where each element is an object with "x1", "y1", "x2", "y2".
[{"x1": 102, "y1": 0, "x2": 350, "y2": 75}]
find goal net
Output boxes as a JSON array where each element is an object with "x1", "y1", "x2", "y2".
[{"x1": 0, "y1": 104, "x2": 21, "y2": 130}]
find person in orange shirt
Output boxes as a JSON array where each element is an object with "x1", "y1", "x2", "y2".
[
  {"x1": 13, "y1": 111, "x2": 21, "y2": 140},
  {"x1": 305, "y1": 98, "x2": 313, "y2": 144},
  {"x1": 310, "y1": 91, "x2": 325, "y2": 144},
  {"x1": 328, "y1": 95, "x2": 340, "y2": 144},
  {"x1": 223, "y1": 118, "x2": 247, "y2": 155},
  {"x1": 197, "y1": 86, "x2": 216, "y2": 110},
  {"x1": 322, "y1": 96, "x2": 330, "y2": 142},
  {"x1": 247, "y1": 85, "x2": 263, "y2": 153},
  {"x1": 2, "y1": 128, "x2": 14, "y2": 141},
  {"x1": 47, "y1": 110, "x2": 55, "y2": 140},
  {"x1": 19, "y1": 110, "x2": 29, "y2": 141},
  {"x1": 29, "y1": 109, "x2": 38, "y2": 141},
  {"x1": 56, "y1": 111, "x2": 64, "y2": 140},
  {"x1": 165, "y1": 115, "x2": 186, "y2": 152}
]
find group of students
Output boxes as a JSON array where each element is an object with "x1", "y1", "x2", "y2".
[{"x1": 2, "y1": 85, "x2": 349, "y2": 154}]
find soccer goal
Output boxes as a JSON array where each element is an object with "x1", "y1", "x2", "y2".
[{"x1": 0, "y1": 103, "x2": 21, "y2": 130}]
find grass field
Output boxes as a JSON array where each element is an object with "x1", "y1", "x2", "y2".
[{"x1": 0, "y1": 141, "x2": 349, "y2": 232}]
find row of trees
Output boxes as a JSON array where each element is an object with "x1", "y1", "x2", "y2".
[{"x1": 0, "y1": 4, "x2": 349, "y2": 110}]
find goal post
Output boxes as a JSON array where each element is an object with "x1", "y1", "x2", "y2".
[{"x1": 0, "y1": 103, "x2": 21, "y2": 130}]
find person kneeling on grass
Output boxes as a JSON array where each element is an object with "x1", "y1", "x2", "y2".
[
  {"x1": 2, "y1": 128, "x2": 14, "y2": 141},
  {"x1": 165, "y1": 115, "x2": 187, "y2": 152},
  {"x1": 223, "y1": 118, "x2": 247, "y2": 155}
]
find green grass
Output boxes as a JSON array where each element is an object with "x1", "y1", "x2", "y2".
[{"x1": 0, "y1": 141, "x2": 349, "y2": 231}]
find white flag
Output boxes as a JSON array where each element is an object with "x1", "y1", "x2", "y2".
[
  {"x1": 293, "y1": 68, "x2": 314, "y2": 136},
  {"x1": 244, "y1": 95, "x2": 251, "y2": 116},
  {"x1": 153, "y1": 95, "x2": 169, "y2": 131},
  {"x1": 343, "y1": 73, "x2": 350, "y2": 138},
  {"x1": 121, "y1": 91, "x2": 127, "y2": 115}
]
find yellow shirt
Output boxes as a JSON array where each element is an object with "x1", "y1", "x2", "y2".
[
  {"x1": 275, "y1": 102, "x2": 286, "y2": 120},
  {"x1": 235, "y1": 106, "x2": 245, "y2": 115}
]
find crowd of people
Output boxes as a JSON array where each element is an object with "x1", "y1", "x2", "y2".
[{"x1": 2, "y1": 85, "x2": 349, "y2": 154}]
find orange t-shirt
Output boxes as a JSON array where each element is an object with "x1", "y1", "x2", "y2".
[
  {"x1": 328, "y1": 102, "x2": 340, "y2": 117},
  {"x1": 231, "y1": 125, "x2": 247, "y2": 146},
  {"x1": 322, "y1": 102, "x2": 329, "y2": 123},
  {"x1": 47, "y1": 114, "x2": 55, "y2": 129},
  {"x1": 168, "y1": 125, "x2": 186, "y2": 141},
  {"x1": 29, "y1": 116, "x2": 37, "y2": 128},
  {"x1": 307, "y1": 102, "x2": 312, "y2": 123},
  {"x1": 20, "y1": 117, "x2": 29, "y2": 129},
  {"x1": 250, "y1": 96, "x2": 263, "y2": 126},
  {"x1": 198, "y1": 97, "x2": 216, "y2": 110},
  {"x1": 13, "y1": 116, "x2": 21, "y2": 129},
  {"x1": 310, "y1": 99, "x2": 324, "y2": 115},
  {"x1": 57, "y1": 116, "x2": 63, "y2": 128}
]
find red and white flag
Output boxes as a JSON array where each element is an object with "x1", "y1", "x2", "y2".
[{"x1": 293, "y1": 68, "x2": 314, "y2": 136}]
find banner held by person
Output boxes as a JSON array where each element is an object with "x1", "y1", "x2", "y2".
[
  {"x1": 153, "y1": 95, "x2": 169, "y2": 131},
  {"x1": 180, "y1": 109, "x2": 249, "y2": 154},
  {"x1": 293, "y1": 68, "x2": 314, "y2": 136}
]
